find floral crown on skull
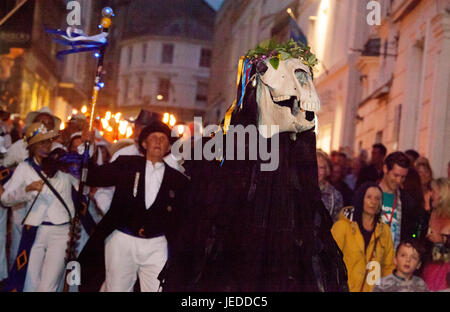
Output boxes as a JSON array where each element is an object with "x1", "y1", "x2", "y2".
[{"x1": 246, "y1": 39, "x2": 318, "y2": 70}]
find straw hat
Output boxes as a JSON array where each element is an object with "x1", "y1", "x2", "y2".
[
  {"x1": 25, "y1": 107, "x2": 61, "y2": 131},
  {"x1": 24, "y1": 122, "x2": 59, "y2": 146}
]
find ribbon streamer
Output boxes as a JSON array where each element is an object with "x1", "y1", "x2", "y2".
[
  {"x1": 44, "y1": 26, "x2": 108, "y2": 59},
  {"x1": 223, "y1": 56, "x2": 246, "y2": 134}
]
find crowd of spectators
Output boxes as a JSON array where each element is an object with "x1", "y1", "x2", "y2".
[{"x1": 317, "y1": 144, "x2": 450, "y2": 292}]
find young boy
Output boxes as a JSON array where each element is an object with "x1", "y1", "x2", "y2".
[{"x1": 373, "y1": 240, "x2": 429, "y2": 292}]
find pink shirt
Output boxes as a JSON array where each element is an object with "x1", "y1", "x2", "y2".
[{"x1": 422, "y1": 262, "x2": 449, "y2": 291}]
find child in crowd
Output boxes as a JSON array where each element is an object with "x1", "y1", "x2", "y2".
[{"x1": 373, "y1": 240, "x2": 429, "y2": 292}]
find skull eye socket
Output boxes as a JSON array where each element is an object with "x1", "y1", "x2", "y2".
[
  {"x1": 295, "y1": 68, "x2": 309, "y2": 86},
  {"x1": 295, "y1": 68, "x2": 309, "y2": 75}
]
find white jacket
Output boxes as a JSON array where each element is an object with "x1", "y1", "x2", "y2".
[{"x1": 1, "y1": 161, "x2": 77, "y2": 226}]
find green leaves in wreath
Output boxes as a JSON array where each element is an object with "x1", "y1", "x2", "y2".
[
  {"x1": 269, "y1": 56, "x2": 280, "y2": 70},
  {"x1": 246, "y1": 38, "x2": 319, "y2": 70},
  {"x1": 279, "y1": 51, "x2": 291, "y2": 61}
]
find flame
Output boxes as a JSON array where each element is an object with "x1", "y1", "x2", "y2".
[
  {"x1": 118, "y1": 120, "x2": 128, "y2": 135},
  {"x1": 169, "y1": 115, "x2": 176, "y2": 127},
  {"x1": 126, "y1": 126, "x2": 133, "y2": 138},
  {"x1": 163, "y1": 113, "x2": 170, "y2": 124}
]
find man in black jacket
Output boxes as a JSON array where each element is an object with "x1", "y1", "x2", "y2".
[{"x1": 77, "y1": 121, "x2": 189, "y2": 292}]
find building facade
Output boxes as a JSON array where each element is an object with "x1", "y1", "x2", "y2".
[
  {"x1": 355, "y1": 0, "x2": 450, "y2": 176},
  {"x1": 0, "y1": 0, "x2": 101, "y2": 122},
  {"x1": 208, "y1": 0, "x2": 449, "y2": 176},
  {"x1": 113, "y1": 0, "x2": 215, "y2": 123},
  {"x1": 207, "y1": 0, "x2": 373, "y2": 154}
]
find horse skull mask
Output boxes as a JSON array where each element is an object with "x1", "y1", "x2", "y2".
[{"x1": 256, "y1": 58, "x2": 320, "y2": 138}]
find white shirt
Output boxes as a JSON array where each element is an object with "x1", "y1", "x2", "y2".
[
  {"x1": 94, "y1": 143, "x2": 182, "y2": 214},
  {"x1": 3, "y1": 139, "x2": 28, "y2": 168},
  {"x1": 1, "y1": 160, "x2": 77, "y2": 226},
  {"x1": 145, "y1": 161, "x2": 165, "y2": 209}
]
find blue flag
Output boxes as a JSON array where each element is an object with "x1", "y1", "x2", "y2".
[{"x1": 289, "y1": 16, "x2": 308, "y2": 46}]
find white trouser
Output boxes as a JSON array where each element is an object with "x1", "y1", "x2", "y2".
[
  {"x1": 104, "y1": 230, "x2": 168, "y2": 292},
  {"x1": 0, "y1": 207, "x2": 7, "y2": 281},
  {"x1": 9, "y1": 205, "x2": 26, "y2": 269},
  {"x1": 23, "y1": 224, "x2": 70, "y2": 292}
]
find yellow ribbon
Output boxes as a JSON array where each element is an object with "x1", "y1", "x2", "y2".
[{"x1": 223, "y1": 56, "x2": 245, "y2": 134}]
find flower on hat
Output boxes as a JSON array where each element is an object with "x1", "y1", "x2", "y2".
[
  {"x1": 27, "y1": 124, "x2": 49, "y2": 141},
  {"x1": 24, "y1": 122, "x2": 58, "y2": 146}
]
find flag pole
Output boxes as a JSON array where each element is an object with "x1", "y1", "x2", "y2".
[
  {"x1": 0, "y1": 0, "x2": 28, "y2": 27},
  {"x1": 63, "y1": 7, "x2": 114, "y2": 292}
]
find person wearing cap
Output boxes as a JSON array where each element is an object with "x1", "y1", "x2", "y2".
[
  {"x1": 3, "y1": 107, "x2": 62, "y2": 168},
  {"x1": 77, "y1": 120, "x2": 189, "y2": 292},
  {"x1": 92, "y1": 109, "x2": 182, "y2": 215},
  {"x1": 67, "y1": 113, "x2": 88, "y2": 136},
  {"x1": 0, "y1": 122, "x2": 79, "y2": 292},
  {"x1": 1, "y1": 107, "x2": 62, "y2": 273},
  {"x1": 111, "y1": 109, "x2": 180, "y2": 168}
]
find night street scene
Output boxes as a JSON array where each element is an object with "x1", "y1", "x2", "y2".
[{"x1": 0, "y1": 0, "x2": 449, "y2": 302}]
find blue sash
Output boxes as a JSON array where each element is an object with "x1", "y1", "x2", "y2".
[
  {"x1": 0, "y1": 166, "x2": 13, "y2": 185},
  {"x1": 2, "y1": 225, "x2": 38, "y2": 292},
  {"x1": 71, "y1": 188, "x2": 96, "y2": 236}
]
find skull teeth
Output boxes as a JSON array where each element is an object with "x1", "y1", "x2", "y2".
[{"x1": 273, "y1": 95, "x2": 291, "y2": 102}]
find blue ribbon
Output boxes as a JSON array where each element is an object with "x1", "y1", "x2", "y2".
[
  {"x1": 56, "y1": 47, "x2": 102, "y2": 60},
  {"x1": 221, "y1": 60, "x2": 252, "y2": 167},
  {"x1": 44, "y1": 26, "x2": 107, "y2": 59},
  {"x1": 237, "y1": 59, "x2": 249, "y2": 108}
]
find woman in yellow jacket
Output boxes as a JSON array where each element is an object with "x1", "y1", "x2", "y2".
[{"x1": 332, "y1": 182, "x2": 395, "y2": 292}]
